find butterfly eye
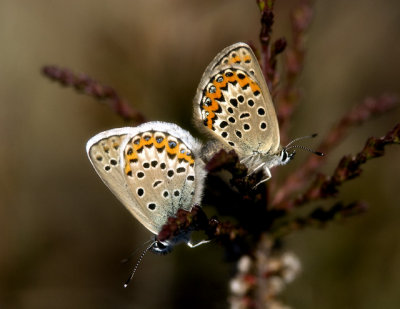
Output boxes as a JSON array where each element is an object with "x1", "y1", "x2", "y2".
[
  {"x1": 282, "y1": 151, "x2": 288, "y2": 162},
  {"x1": 150, "y1": 241, "x2": 172, "y2": 254}
]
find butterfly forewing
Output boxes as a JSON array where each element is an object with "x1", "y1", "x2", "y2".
[
  {"x1": 86, "y1": 129, "x2": 149, "y2": 228},
  {"x1": 194, "y1": 42, "x2": 280, "y2": 157}
]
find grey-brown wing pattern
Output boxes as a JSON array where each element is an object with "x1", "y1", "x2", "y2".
[
  {"x1": 87, "y1": 122, "x2": 205, "y2": 235},
  {"x1": 87, "y1": 129, "x2": 149, "y2": 229},
  {"x1": 120, "y1": 129, "x2": 203, "y2": 234},
  {"x1": 193, "y1": 42, "x2": 281, "y2": 157}
]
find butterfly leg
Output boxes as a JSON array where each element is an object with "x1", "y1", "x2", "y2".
[
  {"x1": 241, "y1": 156, "x2": 254, "y2": 169},
  {"x1": 252, "y1": 166, "x2": 272, "y2": 188},
  {"x1": 241, "y1": 155, "x2": 252, "y2": 164},
  {"x1": 186, "y1": 239, "x2": 211, "y2": 248},
  {"x1": 247, "y1": 162, "x2": 265, "y2": 176}
]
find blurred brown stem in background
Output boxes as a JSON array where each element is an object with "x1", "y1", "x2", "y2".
[
  {"x1": 42, "y1": 65, "x2": 146, "y2": 123},
  {"x1": 273, "y1": 94, "x2": 399, "y2": 207},
  {"x1": 276, "y1": 0, "x2": 313, "y2": 145}
]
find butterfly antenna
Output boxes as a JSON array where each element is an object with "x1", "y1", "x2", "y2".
[
  {"x1": 285, "y1": 133, "x2": 318, "y2": 148},
  {"x1": 123, "y1": 241, "x2": 155, "y2": 288},
  {"x1": 120, "y1": 239, "x2": 153, "y2": 264},
  {"x1": 286, "y1": 144, "x2": 324, "y2": 156}
]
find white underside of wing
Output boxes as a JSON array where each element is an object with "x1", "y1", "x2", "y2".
[
  {"x1": 87, "y1": 122, "x2": 205, "y2": 234},
  {"x1": 193, "y1": 43, "x2": 281, "y2": 158}
]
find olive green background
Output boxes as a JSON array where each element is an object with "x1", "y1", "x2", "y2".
[{"x1": 1, "y1": 0, "x2": 400, "y2": 308}]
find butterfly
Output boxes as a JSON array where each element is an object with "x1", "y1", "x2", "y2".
[
  {"x1": 193, "y1": 42, "x2": 322, "y2": 186},
  {"x1": 86, "y1": 121, "x2": 207, "y2": 254}
]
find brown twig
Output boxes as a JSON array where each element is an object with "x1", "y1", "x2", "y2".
[
  {"x1": 157, "y1": 206, "x2": 209, "y2": 242},
  {"x1": 272, "y1": 201, "x2": 368, "y2": 237},
  {"x1": 157, "y1": 206, "x2": 249, "y2": 258},
  {"x1": 276, "y1": 123, "x2": 400, "y2": 210},
  {"x1": 276, "y1": 0, "x2": 313, "y2": 145},
  {"x1": 273, "y1": 94, "x2": 399, "y2": 207},
  {"x1": 42, "y1": 65, "x2": 146, "y2": 123},
  {"x1": 257, "y1": 0, "x2": 276, "y2": 91}
]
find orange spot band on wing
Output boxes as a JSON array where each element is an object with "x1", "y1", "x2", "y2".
[
  {"x1": 166, "y1": 144, "x2": 179, "y2": 156},
  {"x1": 243, "y1": 55, "x2": 251, "y2": 63},
  {"x1": 201, "y1": 70, "x2": 261, "y2": 129},
  {"x1": 177, "y1": 151, "x2": 195, "y2": 165},
  {"x1": 124, "y1": 133, "x2": 195, "y2": 173}
]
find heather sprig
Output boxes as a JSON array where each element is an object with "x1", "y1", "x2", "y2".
[{"x1": 43, "y1": 1, "x2": 399, "y2": 307}]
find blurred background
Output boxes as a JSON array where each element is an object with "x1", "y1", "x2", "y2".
[{"x1": 1, "y1": 0, "x2": 400, "y2": 308}]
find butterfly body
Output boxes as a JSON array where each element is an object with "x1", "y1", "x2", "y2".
[
  {"x1": 86, "y1": 122, "x2": 206, "y2": 241},
  {"x1": 194, "y1": 42, "x2": 293, "y2": 183}
]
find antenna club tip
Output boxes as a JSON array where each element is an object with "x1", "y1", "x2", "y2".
[
  {"x1": 123, "y1": 283, "x2": 129, "y2": 288},
  {"x1": 315, "y1": 151, "x2": 324, "y2": 156},
  {"x1": 311, "y1": 133, "x2": 318, "y2": 138}
]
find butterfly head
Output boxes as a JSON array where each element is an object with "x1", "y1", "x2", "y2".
[
  {"x1": 279, "y1": 148, "x2": 296, "y2": 165},
  {"x1": 150, "y1": 239, "x2": 174, "y2": 255},
  {"x1": 283, "y1": 133, "x2": 324, "y2": 163}
]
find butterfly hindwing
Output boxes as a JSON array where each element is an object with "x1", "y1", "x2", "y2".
[
  {"x1": 193, "y1": 42, "x2": 281, "y2": 157},
  {"x1": 87, "y1": 122, "x2": 205, "y2": 234}
]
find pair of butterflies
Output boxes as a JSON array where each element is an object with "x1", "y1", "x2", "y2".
[{"x1": 87, "y1": 43, "x2": 300, "y2": 252}]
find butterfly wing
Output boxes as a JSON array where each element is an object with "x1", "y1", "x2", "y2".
[
  {"x1": 193, "y1": 42, "x2": 280, "y2": 157},
  {"x1": 87, "y1": 128, "x2": 150, "y2": 231},
  {"x1": 87, "y1": 122, "x2": 205, "y2": 234}
]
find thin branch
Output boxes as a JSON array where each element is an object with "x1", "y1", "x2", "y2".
[
  {"x1": 276, "y1": 0, "x2": 313, "y2": 145},
  {"x1": 42, "y1": 65, "x2": 146, "y2": 123},
  {"x1": 157, "y1": 206, "x2": 249, "y2": 258},
  {"x1": 272, "y1": 201, "x2": 368, "y2": 237},
  {"x1": 276, "y1": 123, "x2": 400, "y2": 210},
  {"x1": 157, "y1": 206, "x2": 209, "y2": 242},
  {"x1": 257, "y1": 0, "x2": 276, "y2": 90},
  {"x1": 273, "y1": 94, "x2": 399, "y2": 206}
]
